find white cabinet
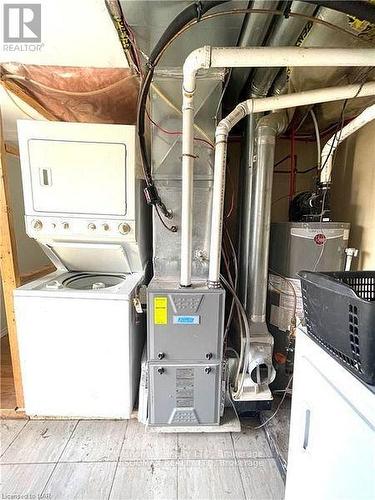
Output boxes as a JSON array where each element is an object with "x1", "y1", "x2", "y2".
[{"x1": 286, "y1": 329, "x2": 375, "y2": 500}]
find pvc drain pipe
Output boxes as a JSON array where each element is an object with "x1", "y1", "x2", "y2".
[
  {"x1": 208, "y1": 81, "x2": 375, "y2": 286},
  {"x1": 180, "y1": 45, "x2": 375, "y2": 286}
]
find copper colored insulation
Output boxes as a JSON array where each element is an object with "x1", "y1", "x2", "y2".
[{"x1": 1, "y1": 63, "x2": 140, "y2": 125}]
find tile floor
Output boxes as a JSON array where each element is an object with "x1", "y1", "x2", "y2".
[{"x1": 0, "y1": 417, "x2": 285, "y2": 500}]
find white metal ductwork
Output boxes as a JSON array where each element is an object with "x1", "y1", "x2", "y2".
[{"x1": 180, "y1": 45, "x2": 375, "y2": 287}]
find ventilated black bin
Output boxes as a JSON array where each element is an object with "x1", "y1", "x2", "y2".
[{"x1": 298, "y1": 271, "x2": 375, "y2": 385}]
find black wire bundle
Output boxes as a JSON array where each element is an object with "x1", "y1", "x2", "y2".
[{"x1": 136, "y1": 1, "x2": 229, "y2": 222}]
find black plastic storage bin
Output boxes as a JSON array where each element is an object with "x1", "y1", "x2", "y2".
[{"x1": 298, "y1": 271, "x2": 375, "y2": 385}]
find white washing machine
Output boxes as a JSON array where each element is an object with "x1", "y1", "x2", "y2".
[
  {"x1": 14, "y1": 120, "x2": 150, "y2": 418},
  {"x1": 15, "y1": 271, "x2": 144, "y2": 418}
]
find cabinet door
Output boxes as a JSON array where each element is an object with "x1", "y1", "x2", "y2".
[
  {"x1": 149, "y1": 363, "x2": 221, "y2": 426},
  {"x1": 286, "y1": 355, "x2": 375, "y2": 500}
]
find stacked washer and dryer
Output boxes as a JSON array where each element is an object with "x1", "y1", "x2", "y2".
[{"x1": 14, "y1": 120, "x2": 149, "y2": 419}]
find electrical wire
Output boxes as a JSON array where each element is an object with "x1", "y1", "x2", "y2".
[
  {"x1": 105, "y1": 0, "x2": 142, "y2": 73},
  {"x1": 155, "y1": 205, "x2": 178, "y2": 232},
  {"x1": 166, "y1": 8, "x2": 371, "y2": 54},
  {"x1": 150, "y1": 83, "x2": 213, "y2": 144},
  {"x1": 145, "y1": 108, "x2": 214, "y2": 149},
  {"x1": 268, "y1": 269, "x2": 298, "y2": 338},
  {"x1": 136, "y1": 1, "x2": 228, "y2": 220},
  {"x1": 220, "y1": 274, "x2": 251, "y2": 398},
  {"x1": 220, "y1": 257, "x2": 245, "y2": 391},
  {"x1": 136, "y1": 2, "x2": 369, "y2": 219},
  {"x1": 313, "y1": 98, "x2": 348, "y2": 270},
  {"x1": 222, "y1": 228, "x2": 239, "y2": 342},
  {"x1": 310, "y1": 109, "x2": 321, "y2": 169},
  {"x1": 225, "y1": 347, "x2": 239, "y2": 360},
  {"x1": 243, "y1": 375, "x2": 293, "y2": 430}
]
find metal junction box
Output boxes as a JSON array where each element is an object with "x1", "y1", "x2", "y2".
[{"x1": 147, "y1": 279, "x2": 225, "y2": 426}]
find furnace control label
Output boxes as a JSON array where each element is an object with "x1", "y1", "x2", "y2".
[
  {"x1": 154, "y1": 296, "x2": 168, "y2": 325},
  {"x1": 173, "y1": 315, "x2": 200, "y2": 325}
]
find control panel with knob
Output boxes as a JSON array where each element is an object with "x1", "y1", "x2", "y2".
[
  {"x1": 118, "y1": 222, "x2": 131, "y2": 235},
  {"x1": 31, "y1": 219, "x2": 43, "y2": 230}
]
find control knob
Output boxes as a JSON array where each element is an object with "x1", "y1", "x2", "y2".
[
  {"x1": 88, "y1": 223, "x2": 96, "y2": 230},
  {"x1": 118, "y1": 222, "x2": 131, "y2": 235},
  {"x1": 31, "y1": 219, "x2": 43, "y2": 230},
  {"x1": 62, "y1": 222, "x2": 69, "y2": 230}
]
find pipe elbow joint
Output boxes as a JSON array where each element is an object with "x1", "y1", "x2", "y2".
[
  {"x1": 183, "y1": 46, "x2": 212, "y2": 95},
  {"x1": 215, "y1": 121, "x2": 230, "y2": 138}
]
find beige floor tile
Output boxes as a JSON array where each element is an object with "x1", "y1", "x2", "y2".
[
  {"x1": 1, "y1": 420, "x2": 76, "y2": 463},
  {"x1": 178, "y1": 433, "x2": 235, "y2": 460},
  {"x1": 232, "y1": 423, "x2": 273, "y2": 459},
  {"x1": 120, "y1": 419, "x2": 177, "y2": 460},
  {"x1": 178, "y1": 459, "x2": 245, "y2": 500},
  {"x1": 0, "y1": 419, "x2": 28, "y2": 456},
  {"x1": 44, "y1": 461, "x2": 116, "y2": 500},
  {"x1": 110, "y1": 460, "x2": 177, "y2": 500},
  {"x1": 60, "y1": 420, "x2": 127, "y2": 462},
  {"x1": 0, "y1": 463, "x2": 54, "y2": 496},
  {"x1": 238, "y1": 458, "x2": 285, "y2": 500}
]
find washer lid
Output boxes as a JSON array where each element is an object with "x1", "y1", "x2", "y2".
[
  {"x1": 45, "y1": 242, "x2": 131, "y2": 273},
  {"x1": 62, "y1": 273, "x2": 126, "y2": 290}
]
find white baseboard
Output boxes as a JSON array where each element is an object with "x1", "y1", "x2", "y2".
[{"x1": 1, "y1": 327, "x2": 8, "y2": 338}]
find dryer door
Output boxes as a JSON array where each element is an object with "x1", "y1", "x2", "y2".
[{"x1": 28, "y1": 139, "x2": 127, "y2": 216}]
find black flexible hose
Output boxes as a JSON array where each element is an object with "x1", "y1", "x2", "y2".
[
  {"x1": 304, "y1": 1, "x2": 375, "y2": 24},
  {"x1": 137, "y1": 0, "x2": 229, "y2": 218}
]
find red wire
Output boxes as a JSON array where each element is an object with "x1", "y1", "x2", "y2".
[
  {"x1": 289, "y1": 128, "x2": 297, "y2": 202},
  {"x1": 145, "y1": 109, "x2": 214, "y2": 149}
]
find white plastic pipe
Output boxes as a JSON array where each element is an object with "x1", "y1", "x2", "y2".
[
  {"x1": 180, "y1": 45, "x2": 375, "y2": 286},
  {"x1": 208, "y1": 82, "x2": 375, "y2": 285},
  {"x1": 320, "y1": 103, "x2": 375, "y2": 184}
]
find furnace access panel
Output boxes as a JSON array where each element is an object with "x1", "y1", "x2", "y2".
[{"x1": 147, "y1": 280, "x2": 225, "y2": 426}]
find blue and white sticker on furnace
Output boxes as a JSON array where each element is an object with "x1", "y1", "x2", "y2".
[{"x1": 173, "y1": 315, "x2": 200, "y2": 325}]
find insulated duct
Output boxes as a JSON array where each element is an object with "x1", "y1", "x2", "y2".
[
  {"x1": 225, "y1": 0, "x2": 278, "y2": 103},
  {"x1": 303, "y1": 1, "x2": 375, "y2": 24},
  {"x1": 250, "y1": 1, "x2": 317, "y2": 98}
]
